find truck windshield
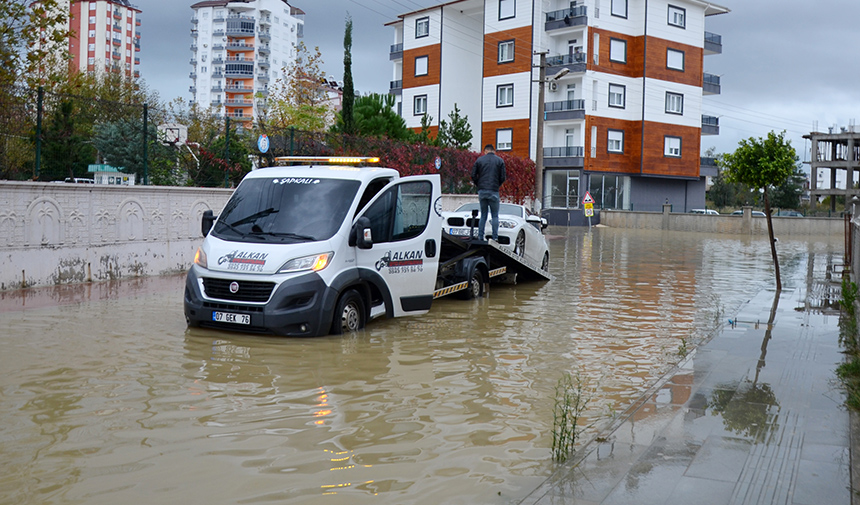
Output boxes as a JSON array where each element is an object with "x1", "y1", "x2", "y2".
[{"x1": 213, "y1": 177, "x2": 361, "y2": 243}]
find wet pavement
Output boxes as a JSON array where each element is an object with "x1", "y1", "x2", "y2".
[{"x1": 520, "y1": 284, "x2": 851, "y2": 505}]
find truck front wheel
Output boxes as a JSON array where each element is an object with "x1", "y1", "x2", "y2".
[{"x1": 331, "y1": 289, "x2": 365, "y2": 334}]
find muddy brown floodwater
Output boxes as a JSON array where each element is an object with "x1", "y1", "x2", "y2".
[{"x1": 0, "y1": 228, "x2": 843, "y2": 505}]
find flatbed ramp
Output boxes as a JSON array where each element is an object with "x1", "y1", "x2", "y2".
[{"x1": 433, "y1": 232, "x2": 552, "y2": 299}]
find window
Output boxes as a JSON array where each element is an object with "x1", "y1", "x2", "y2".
[
  {"x1": 89, "y1": 3, "x2": 96, "y2": 9},
  {"x1": 607, "y1": 129, "x2": 624, "y2": 153},
  {"x1": 496, "y1": 129, "x2": 513, "y2": 150},
  {"x1": 414, "y1": 55, "x2": 428, "y2": 76},
  {"x1": 608, "y1": 84, "x2": 625, "y2": 108},
  {"x1": 499, "y1": 0, "x2": 515, "y2": 20},
  {"x1": 89, "y1": 16, "x2": 96, "y2": 24},
  {"x1": 667, "y1": 48, "x2": 684, "y2": 70},
  {"x1": 497, "y1": 84, "x2": 514, "y2": 107},
  {"x1": 87, "y1": 57, "x2": 95, "y2": 65},
  {"x1": 362, "y1": 181, "x2": 432, "y2": 243},
  {"x1": 414, "y1": 94, "x2": 427, "y2": 115},
  {"x1": 589, "y1": 174, "x2": 627, "y2": 209},
  {"x1": 665, "y1": 92, "x2": 683, "y2": 114},
  {"x1": 88, "y1": 43, "x2": 95, "y2": 51},
  {"x1": 611, "y1": 0, "x2": 627, "y2": 18},
  {"x1": 88, "y1": 30, "x2": 95, "y2": 38},
  {"x1": 498, "y1": 40, "x2": 514, "y2": 63},
  {"x1": 609, "y1": 38, "x2": 626, "y2": 63},
  {"x1": 415, "y1": 17, "x2": 429, "y2": 38},
  {"x1": 668, "y1": 5, "x2": 685, "y2": 28},
  {"x1": 664, "y1": 136, "x2": 682, "y2": 157},
  {"x1": 548, "y1": 170, "x2": 580, "y2": 209}
]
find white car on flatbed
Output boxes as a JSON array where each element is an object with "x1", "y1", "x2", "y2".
[{"x1": 443, "y1": 202, "x2": 550, "y2": 270}]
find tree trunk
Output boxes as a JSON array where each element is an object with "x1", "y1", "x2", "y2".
[{"x1": 763, "y1": 187, "x2": 782, "y2": 291}]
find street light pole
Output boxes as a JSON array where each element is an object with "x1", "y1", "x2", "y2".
[{"x1": 534, "y1": 51, "x2": 548, "y2": 214}]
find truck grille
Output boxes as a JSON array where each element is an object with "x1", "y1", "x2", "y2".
[{"x1": 202, "y1": 277, "x2": 275, "y2": 303}]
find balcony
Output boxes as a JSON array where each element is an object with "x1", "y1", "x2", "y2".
[
  {"x1": 544, "y1": 99, "x2": 586, "y2": 121},
  {"x1": 214, "y1": 15, "x2": 226, "y2": 22},
  {"x1": 701, "y1": 115, "x2": 719, "y2": 135},
  {"x1": 390, "y1": 42, "x2": 403, "y2": 61},
  {"x1": 189, "y1": 86, "x2": 196, "y2": 94},
  {"x1": 259, "y1": 15, "x2": 271, "y2": 26},
  {"x1": 256, "y1": 73, "x2": 270, "y2": 82},
  {"x1": 212, "y1": 43, "x2": 224, "y2": 51},
  {"x1": 226, "y1": 112, "x2": 253, "y2": 122},
  {"x1": 213, "y1": 29, "x2": 224, "y2": 37},
  {"x1": 211, "y1": 85, "x2": 223, "y2": 92},
  {"x1": 113, "y1": 11, "x2": 122, "y2": 20},
  {"x1": 389, "y1": 80, "x2": 402, "y2": 95},
  {"x1": 189, "y1": 71, "x2": 197, "y2": 79},
  {"x1": 545, "y1": 6, "x2": 587, "y2": 32},
  {"x1": 258, "y1": 45, "x2": 270, "y2": 55},
  {"x1": 704, "y1": 31, "x2": 722, "y2": 55},
  {"x1": 211, "y1": 71, "x2": 224, "y2": 79},
  {"x1": 113, "y1": 23, "x2": 121, "y2": 32},
  {"x1": 258, "y1": 31, "x2": 271, "y2": 42},
  {"x1": 112, "y1": 38, "x2": 122, "y2": 46},
  {"x1": 225, "y1": 65, "x2": 252, "y2": 79},
  {"x1": 191, "y1": 30, "x2": 198, "y2": 38},
  {"x1": 226, "y1": 42, "x2": 254, "y2": 51},
  {"x1": 544, "y1": 146, "x2": 585, "y2": 168},
  {"x1": 546, "y1": 52, "x2": 587, "y2": 75},
  {"x1": 191, "y1": 17, "x2": 198, "y2": 24},
  {"x1": 212, "y1": 56, "x2": 223, "y2": 65},
  {"x1": 700, "y1": 157, "x2": 719, "y2": 177},
  {"x1": 703, "y1": 72, "x2": 721, "y2": 95},
  {"x1": 112, "y1": 51, "x2": 121, "y2": 60},
  {"x1": 211, "y1": 100, "x2": 223, "y2": 108},
  {"x1": 226, "y1": 98, "x2": 254, "y2": 106},
  {"x1": 226, "y1": 84, "x2": 254, "y2": 92},
  {"x1": 134, "y1": 57, "x2": 140, "y2": 65},
  {"x1": 256, "y1": 88, "x2": 268, "y2": 96}
]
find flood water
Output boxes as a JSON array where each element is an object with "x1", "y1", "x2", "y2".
[{"x1": 0, "y1": 228, "x2": 843, "y2": 505}]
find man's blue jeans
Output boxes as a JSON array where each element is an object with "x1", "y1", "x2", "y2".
[{"x1": 478, "y1": 190, "x2": 501, "y2": 241}]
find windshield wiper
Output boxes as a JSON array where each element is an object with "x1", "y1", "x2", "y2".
[
  {"x1": 230, "y1": 207, "x2": 279, "y2": 227},
  {"x1": 249, "y1": 230, "x2": 316, "y2": 242}
]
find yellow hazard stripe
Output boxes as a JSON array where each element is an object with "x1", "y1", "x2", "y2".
[
  {"x1": 488, "y1": 267, "x2": 506, "y2": 278},
  {"x1": 434, "y1": 281, "x2": 468, "y2": 299}
]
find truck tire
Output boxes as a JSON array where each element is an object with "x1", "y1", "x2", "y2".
[
  {"x1": 459, "y1": 269, "x2": 484, "y2": 300},
  {"x1": 331, "y1": 289, "x2": 365, "y2": 334}
]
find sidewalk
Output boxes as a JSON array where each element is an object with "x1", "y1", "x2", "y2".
[{"x1": 520, "y1": 285, "x2": 852, "y2": 505}]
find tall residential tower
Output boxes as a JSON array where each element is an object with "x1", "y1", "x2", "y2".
[
  {"x1": 66, "y1": 0, "x2": 142, "y2": 78},
  {"x1": 190, "y1": 0, "x2": 304, "y2": 123},
  {"x1": 388, "y1": 0, "x2": 728, "y2": 223}
]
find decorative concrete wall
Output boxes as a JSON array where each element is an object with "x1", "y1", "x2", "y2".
[
  {"x1": 601, "y1": 207, "x2": 845, "y2": 237},
  {"x1": 0, "y1": 182, "x2": 233, "y2": 290}
]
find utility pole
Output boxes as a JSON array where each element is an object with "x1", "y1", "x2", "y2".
[
  {"x1": 35, "y1": 86, "x2": 43, "y2": 180},
  {"x1": 142, "y1": 103, "x2": 148, "y2": 185},
  {"x1": 224, "y1": 116, "x2": 231, "y2": 188},
  {"x1": 534, "y1": 51, "x2": 548, "y2": 214}
]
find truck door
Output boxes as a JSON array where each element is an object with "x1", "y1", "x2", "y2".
[{"x1": 354, "y1": 175, "x2": 443, "y2": 317}]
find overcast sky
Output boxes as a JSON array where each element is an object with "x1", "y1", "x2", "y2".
[{"x1": 138, "y1": 0, "x2": 860, "y2": 161}]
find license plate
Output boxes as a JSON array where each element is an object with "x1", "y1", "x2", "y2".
[
  {"x1": 212, "y1": 311, "x2": 250, "y2": 325},
  {"x1": 449, "y1": 228, "x2": 474, "y2": 237}
]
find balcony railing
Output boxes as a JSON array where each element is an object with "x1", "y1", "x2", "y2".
[
  {"x1": 226, "y1": 85, "x2": 254, "y2": 92},
  {"x1": 211, "y1": 72, "x2": 223, "y2": 78},
  {"x1": 226, "y1": 42, "x2": 255, "y2": 51},
  {"x1": 545, "y1": 6, "x2": 587, "y2": 30},
  {"x1": 258, "y1": 45, "x2": 270, "y2": 55},
  {"x1": 189, "y1": 72, "x2": 197, "y2": 79},
  {"x1": 226, "y1": 112, "x2": 253, "y2": 121},
  {"x1": 704, "y1": 31, "x2": 722, "y2": 54},
  {"x1": 390, "y1": 80, "x2": 402, "y2": 90},
  {"x1": 702, "y1": 114, "x2": 719, "y2": 135},
  {"x1": 545, "y1": 99, "x2": 586, "y2": 113},
  {"x1": 226, "y1": 98, "x2": 254, "y2": 106},
  {"x1": 212, "y1": 57, "x2": 224, "y2": 65},
  {"x1": 703, "y1": 72, "x2": 721, "y2": 95},
  {"x1": 211, "y1": 85, "x2": 223, "y2": 92},
  {"x1": 213, "y1": 29, "x2": 224, "y2": 36},
  {"x1": 258, "y1": 31, "x2": 271, "y2": 42},
  {"x1": 544, "y1": 146, "x2": 584, "y2": 158},
  {"x1": 256, "y1": 73, "x2": 270, "y2": 81},
  {"x1": 189, "y1": 86, "x2": 196, "y2": 94},
  {"x1": 191, "y1": 17, "x2": 198, "y2": 24}
]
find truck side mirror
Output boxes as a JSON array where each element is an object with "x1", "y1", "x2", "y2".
[
  {"x1": 201, "y1": 210, "x2": 217, "y2": 237},
  {"x1": 350, "y1": 217, "x2": 373, "y2": 249}
]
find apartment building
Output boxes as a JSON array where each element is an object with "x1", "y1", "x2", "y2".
[
  {"x1": 66, "y1": 0, "x2": 142, "y2": 79},
  {"x1": 388, "y1": 0, "x2": 728, "y2": 223},
  {"x1": 190, "y1": 0, "x2": 304, "y2": 123}
]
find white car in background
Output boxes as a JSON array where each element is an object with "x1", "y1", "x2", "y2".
[{"x1": 442, "y1": 202, "x2": 550, "y2": 270}]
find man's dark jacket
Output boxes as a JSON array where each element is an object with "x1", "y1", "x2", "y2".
[{"x1": 471, "y1": 153, "x2": 506, "y2": 192}]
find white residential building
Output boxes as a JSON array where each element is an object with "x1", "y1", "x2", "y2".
[
  {"x1": 388, "y1": 0, "x2": 729, "y2": 223},
  {"x1": 190, "y1": 0, "x2": 304, "y2": 124}
]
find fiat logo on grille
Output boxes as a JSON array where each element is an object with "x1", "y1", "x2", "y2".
[{"x1": 229, "y1": 281, "x2": 240, "y2": 294}]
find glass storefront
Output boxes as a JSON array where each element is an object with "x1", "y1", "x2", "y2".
[{"x1": 545, "y1": 171, "x2": 630, "y2": 210}]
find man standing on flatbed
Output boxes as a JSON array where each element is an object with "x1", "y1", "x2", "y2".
[{"x1": 471, "y1": 144, "x2": 506, "y2": 242}]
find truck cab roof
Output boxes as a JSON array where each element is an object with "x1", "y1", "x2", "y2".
[{"x1": 247, "y1": 164, "x2": 400, "y2": 184}]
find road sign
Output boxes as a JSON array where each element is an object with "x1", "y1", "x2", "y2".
[
  {"x1": 257, "y1": 134, "x2": 269, "y2": 154},
  {"x1": 584, "y1": 202, "x2": 594, "y2": 217},
  {"x1": 582, "y1": 191, "x2": 594, "y2": 204}
]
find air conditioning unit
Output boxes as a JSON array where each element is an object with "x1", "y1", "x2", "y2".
[{"x1": 549, "y1": 82, "x2": 558, "y2": 92}]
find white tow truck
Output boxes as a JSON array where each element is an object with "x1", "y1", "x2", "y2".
[{"x1": 183, "y1": 157, "x2": 550, "y2": 337}]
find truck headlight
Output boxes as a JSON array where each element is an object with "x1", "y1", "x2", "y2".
[
  {"x1": 279, "y1": 252, "x2": 333, "y2": 274},
  {"x1": 499, "y1": 220, "x2": 517, "y2": 229},
  {"x1": 194, "y1": 247, "x2": 208, "y2": 269}
]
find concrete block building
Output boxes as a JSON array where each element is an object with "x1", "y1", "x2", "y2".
[
  {"x1": 387, "y1": 0, "x2": 728, "y2": 223},
  {"x1": 190, "y1": 0, "x2": 305, "y2": 123},
  {"x1": 65, "y1": 0, "x2": 142, "y2": 79}
]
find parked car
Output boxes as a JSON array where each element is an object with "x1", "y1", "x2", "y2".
[
  {"x1": 64, "y1": 178, "x2": 94, "y2": 184},
  {"x1": 776, "y1": 210, "x2": 804, "y2": 217},
  {"x1": 731, "y1": 210, "x2": 767, "y2": 217},
  {"x1": 442, "y1": 203, "x2": 550, "y2": 269},
  {"x1": 691, "y1": 209, "x2": 719, "y2": 215}
]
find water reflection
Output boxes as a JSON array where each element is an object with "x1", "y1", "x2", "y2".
[{"x1": 0, "y1": 228, "x2": 842, "y2": 504}]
